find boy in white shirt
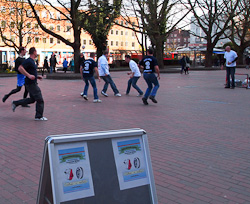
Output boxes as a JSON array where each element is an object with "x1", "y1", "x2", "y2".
[
  {"x1": 125, "y1": 55, "x2": 143, "y2": 96},
  {"x1": 98, "y1": 50, "x2": 121, "y2": 97}
]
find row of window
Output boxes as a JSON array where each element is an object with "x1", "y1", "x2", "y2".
[
  {"x1": 167, "y1": 38, "x2": 190, "y2": 43},
  {"x1": 110, "y1": 29, "x2": 135, "y2": 36},
  {"x1": 166, "y1": 44, "x2": 189, "y2": 48}
]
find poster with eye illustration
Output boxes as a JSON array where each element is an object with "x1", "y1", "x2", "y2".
[
  {"x1": 54, "y1": 142, "x2": 94, "y2": 202},
  {"x1": 112, "y1": 137, "x2": 149, "y2": 190}
]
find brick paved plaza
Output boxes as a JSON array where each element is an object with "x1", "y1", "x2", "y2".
[{"x1": 1, "y1": 69, "x2": 250, "y2": 204}]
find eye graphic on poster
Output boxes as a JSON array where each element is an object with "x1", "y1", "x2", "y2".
[
  {"x1": 64, "y1": 168, "x2": 74, "y2": 180},
  {"x1": 76, "y1": 167, "x2": 84, "y2": 179},
  {"x1": 124, "y1": 159, "x2": 132, "y2": 170},
  {"x1": 134, "y1": 157, "x2": 140, "y2": 169}
]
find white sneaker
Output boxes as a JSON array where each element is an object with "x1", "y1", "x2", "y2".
[
  {"x1": 35, "y1": 117, "x2": 48, "y2": 121},
  {"x1": 93, "y1": 99, "x2": 102, "y2": 103},
  {"x1": 115, "y1": 93, "x2": 122, "y2": 97},
  {"x1": 83, "y1": 95, "x2": 88, "y2": 100},
  {"x1": 80, "y1": 92, "x2": 84, "y2": 96},
  {"x1": 101, "y1": 91, "x2": 108, "y2": 97}
]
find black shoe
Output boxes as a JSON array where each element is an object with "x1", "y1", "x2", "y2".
[
  {"x1": 149, "y1": 96, "x2": 158, "y2": 103},
  {"x1": 142, "y1": 98, "x2": 148, "y2": 105},
  {"x1": 2, "y1": 95, "x2": 8, "y2": 103},
  {"x1": 22, "y1": 104, "x2": 30, "y2": 107},
  {"x1": 224, "y1": 86, "x2": 230, "y2": 88},
  {"x1": 11, "y1": 101, "x2": 17, "y2": 112},
  {"x1": 231, "y1": 86, "x2": 235, "y2": 89}
]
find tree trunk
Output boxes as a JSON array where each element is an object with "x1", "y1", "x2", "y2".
[
  {"x1": 73, "y1": 29, "x2": 81, "y2": 73},
  {"x1": 205, "y1": 41, "x2": 213, "y2": 67},
  {"x1": 155, "y1": 38, "x2": 164, "y2": 69}
]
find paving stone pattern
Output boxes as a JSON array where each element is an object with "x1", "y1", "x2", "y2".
[{"x1": 0, "y1": 69, "x2": 250, "y2": 204}]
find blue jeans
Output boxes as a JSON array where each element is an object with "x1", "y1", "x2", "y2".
[
  {"x1": 101, "y1": 75, "x2": 119, "y2": 94},
  {"x1": 83, "y1": 76, "x2": 98, "y2": 99},
  {"x1": 126, "y1": 77, "x2": 143, "y2": 95},
  {"x1": 226, "y1": 67, "x2": 235, "y2": 87},
  {"x1": 50, "y1": 66, "x2": 53, "y2": 73},
  {"x1": 143, "y1": 73, "x2": 160, "y2": 99}
]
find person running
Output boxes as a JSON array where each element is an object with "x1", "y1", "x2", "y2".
[
  {"x1": 125, "y1": 55, "x2": 143, "y2": 96},
  {"x1": 139, "y1": 48, "x2": 160, "y2": 105},
  {"x1": 98, "y1": 50, "x2": 121, "y2": 97},
  {"x1": 221, "y1": 46, "x2": 238, "y2": 89},
  {"x1": 2, "y1": 47, "x2": 29, "y2": 107},
  {"x1": 12, "y1": 47, "x2": 47, "y2": 121},
  {"x1": 80, "y1": 53, "x2": 102, "y2": 103}
]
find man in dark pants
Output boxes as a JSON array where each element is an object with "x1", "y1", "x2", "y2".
[
  {"x1": 139, "y1": 48, "x2": 160, "y2": 105},
  {"x1": 12, "y1": 47, "x2": 47, "y2": 121},
  {"x1": 221, "y1": 46, "x2": 238, "y2": 89},
  {"x1": 2, "y1": 47, "x2": 29, "y2": 107}
]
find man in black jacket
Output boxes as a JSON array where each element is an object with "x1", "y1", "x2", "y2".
[{"x1": 2, "y1": 47, "x2": 29, "y2": 107}]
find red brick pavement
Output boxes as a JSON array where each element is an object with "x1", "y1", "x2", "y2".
[{"x1": 1, "y1": 69, "x2": 250, "y2": 203}]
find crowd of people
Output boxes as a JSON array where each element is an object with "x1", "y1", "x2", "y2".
[{"x1": 2, "y1": 45, "x2": 242, "y2": 120}]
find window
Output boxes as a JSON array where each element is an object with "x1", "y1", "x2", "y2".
[
  {"x1": 27, "y1": 37, "x2": 31, "y2": 43},
  {"x1": 1, "y1": 6, "x2": 6, "y2": 13},
  {"x1": 132, "y1": 22, "x2": 135, "y2": 26},
  {"x1": 125, "y1": 31, "x2": 128, "y2": 36},
  {"x1": 10, "y1": 22, "x2": 15, "y2": 28},
  {"x1": 121, "y1": 41, "x2": 123, "y2": 46},
  {"x1": 57, "y1": 12, "x2": 61, "y2": 20},
  {"x1": 27, "y1": 23, "x2": 31, "y2": 28},
  {"x1": 57, "y1": 25, "x2": 60, "y2": 31},
  {"x1": 27, "y1": 10, "x2": 32, "y2": 17},
  {"x1": 121, "y1": 31, "x2": 123, "y2": 35},
  {"x1": 50, "y1": 12, "x2": 54, "y2": 19},
  {"x1": 35, "y1": 37, "x2": 39, "y2": 43},
  {"x1": 83, "y1": 39, "x2": 86, "y2": 45},
  {"x1": 174, "y1": 34, "x2": 177, "y2": 37},
  {"x1": 116, "y1": 30, "x2": 119, "y2": 35},
  {"x1": 111, "y1": 30, "x2": 114, "y2": 35},
  {"x1": 132, "y1": 42, "x2": 135, "y2": 47},
  {"x1": 57, "y1": 39, "x2": 60, "y2": 44},
  {"x1": 116, "y1": 41, "x2": 118, "y2": 46},
  {"x1": 50, "y1": 38, "x2": 54, "y2": 44},
  {"x1": 178, "y1": 38, "x2": 180, "y2": 42},
  {"x1": 89, "y1": 40, "x2": 92, "y2": 45},
  {"x1": 43, "y1": 38, "x2": 46, "y2": 43},
  {"x1": 111, "y1": 41, "x2": 113, "y2": 46},
  {"x1": 115, "y1": 20, "x2": 118, "y2": 24},
  {"x1": 42, "y1": 11, "x2": 47, "y2": 18},
  {"x1": 35, "y1": 23, "x2": 39, "y2": 29},
  {"x1": 125, "y1": 21, "x2": 128, "y2": 26},
  {"x1": 49, "y1": 25, "x2": 54, "y2": 31},
  {"x1": 125, "y1": 42, "x2": 128, "y2": 46},
  {"x1": 132, "y1": 32, "x2": 135, "y2": 37},
  {"x1": 121, "y1": 21, "x2": 123, "y2": 26},
  {"x1": 66, "y1": 26, "x2": 71, "y2": 32}
]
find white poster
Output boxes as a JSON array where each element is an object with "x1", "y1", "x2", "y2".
[
  {"x1": 54, "y1": 142, "x2": 94, "y2": 202},
  {"x1": 112, "y1": 137, "x2": 149, "y2": 190}
]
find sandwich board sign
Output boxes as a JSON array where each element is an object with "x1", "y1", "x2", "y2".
[{"x1": 37, "y1": 128, "x2": 158, "y2": 204}]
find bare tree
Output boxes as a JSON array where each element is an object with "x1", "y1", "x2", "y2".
[
  {"x1": 120, "y1": 0, "x2": 190, "y2": 69},
  {"x1": 186, "y1": 0, "x2": 239, "y2": 67},
  {"x1": 27, "y1": 0, "x2": 87, "y2": 73},
  {"x1": 227, "y1": 0, "x2": 250, "y2": 64},
  {"x1": 0, "y1": 0, "x2": 42, "y2": 52}
]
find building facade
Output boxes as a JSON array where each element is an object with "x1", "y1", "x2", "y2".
[{"x1": 0, "y1": 1, "x2": 140, "y2": 67}]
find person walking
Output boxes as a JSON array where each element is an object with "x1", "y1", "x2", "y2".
[
  {"x1": 179, "y1": 55, "x2": 190, "y2": 74},
  {"x1": 42, "y1": 56, "x2": 49, "y2": 76},
  {"x1": 245, "y1": 55, "x2": 250, "y2": 70},
  {"x1": 63, "y1": 58, "x2": 68, "y2": 73},
  {"x1": 12, "y1": 47, "x2": 47, "y2": 121},
  {"x1": 49, "y1": 53, "x2": 57, "y2": 73},
  {"x1": 139, "y1": 48, "x2": 160, "y2": 105},
  {"x1": 80, "y1": 53, "x2": 102, "y2": 103},
  {"x1": 70, "y1": 58, "x2": 74, "y2": 73},
  {"x1": 2, "y1": 47, "x2": 29, "y2": 107},
  {"x1": 125, "y1": 55, "x2": 143, "y2": 96},
  {"x1": 98, "y1": 50, "x2": 121, "y2": 97},
  {"x1": 221, "y1": 46, "x2": 238, "y2": 89}
]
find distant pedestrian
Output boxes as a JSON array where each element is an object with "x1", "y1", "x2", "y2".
[
  {"x1": 2, "y1": 47, "x2": 29, "y2": 107},
  {"x1": 79, "y1": 53, "x2": 85, "y2": 66},
  {"x1": 179, "y1": 55, "x2": 190, "y2": 74},
  {"x1": 139, "y1": 48, "x2": 160, "y2": 105},
  {"x1": 63, "y1": 58, "x2": 68, "y2": 73},
  {"x1": 245, "y1": 55, "x2": 250, "y2": 69},
  {"x1": 221, "y1": 46, "x2": 238, "y2": 89},
  {"x1": 12, "y1": 47, "x2": 47, "y2": 121},
  {"x1": 125, "y1": 55, "x2": 143, "y2": 96},
  {"x1": 49, "y1": 53, "x2": 57, "y2": 73},
  {"x1": 69, "y1": 58, "x2": 74, "y2": 73},
  {"x1": 98, "y1": 50, "x2": 121, "y2": 97},
  {"x1": 80, "y1": 53, "x2": 102, "y2": 103},
  {"x1": 42, "y1": 56, "x2": 49, "y2": 76}
]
